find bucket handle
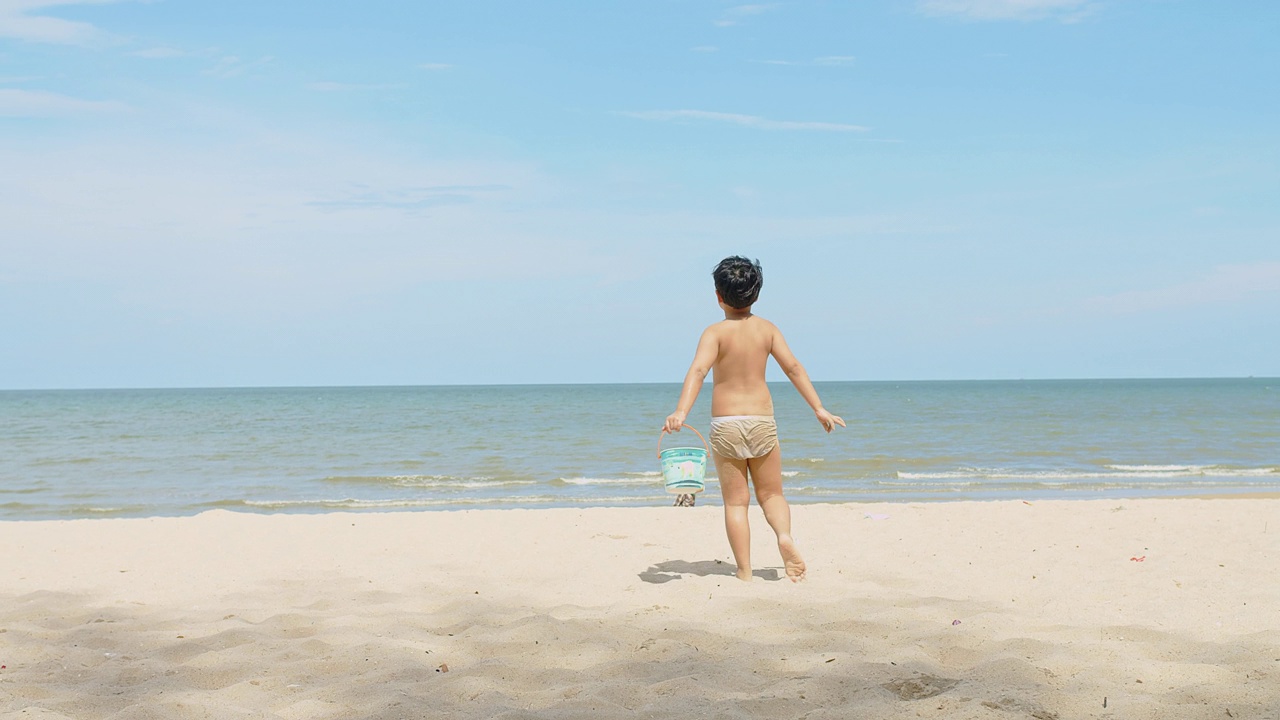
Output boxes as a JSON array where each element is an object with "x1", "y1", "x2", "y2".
[{"x1": 657, "y1": 424, "x2": 711, "y2": 459}]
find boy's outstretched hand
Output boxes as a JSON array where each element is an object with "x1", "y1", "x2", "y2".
[
  {"x1": 815, "y1": 408, "x2": 845, "y2": 433},
  {"x1": 664, "y1": 412, "x2": 687, "y2": 434}
]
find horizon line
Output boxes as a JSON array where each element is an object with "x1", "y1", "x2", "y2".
[{"x1": 2, "y1": 376, "x2": 1275, "y2": 393}]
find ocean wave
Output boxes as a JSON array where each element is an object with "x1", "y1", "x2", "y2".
[
  {"x1": 320, "y1": 474, "x2": 537, "y2": 489},
  {"x1": 233, "y1": 497, "x2": 533, "y2": 510},
  {"x1": 222, "y1": 494, "x2": 669, "y2": 511},
  {"x1": 51, "y1": 504, "x2": 151, "y2": 517},
  {"x1": 0, "y1": 486, "x2": 46, "y2": 495},
  {"x1": 555, "y1": 476, "x2": 721, "y2": 486},
  {"x1": 1105, "y1": 464, "x2": 1210, "y2": 472},
  {"x1": 1104, "y1": 465, "x2": 1277, "y2": 477},
  {"x1": 558, "y1": 471, "x2": 799, "y2": 486},
  {"x1": 30, "y1": 456, "x2": 100, "y2": 466},
  {"x1": 895, "y1": 465, "x2": 1277, "y2": 481}
]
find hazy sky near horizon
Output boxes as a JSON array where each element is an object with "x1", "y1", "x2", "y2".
[{"x1": 2, "y1": 0, "x2": 1278, "y2": 388}]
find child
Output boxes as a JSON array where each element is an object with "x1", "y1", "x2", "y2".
[{"x1": 664, "y1": 256, "x2": 844, "y2": 582}]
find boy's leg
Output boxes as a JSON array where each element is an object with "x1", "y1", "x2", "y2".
[
  {"x1": 713, "y1": 452, "x2": 753, "y2": 581},
  {"x1": 747, "y1": 446, "x2": 806, "y2": 582}
]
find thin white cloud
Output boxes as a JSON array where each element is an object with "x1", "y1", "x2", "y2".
[
  {"x1": 1080, "y1": 262, "x2": 1280, "y2": 315},
  {"x1": 0, "y1": 135, "x2": 558, "y2": 331},
  {"x1": 623, "y1": 109, "x2": 868, "y2": 132},
  {"x1": 714, "y1": 3, "x2": 775, "y2": 27},
  {"x1": 204, "y1": 55, "x2": 274, "y2": 79},
  {"x1": 0, "y1": 0, "x2": 124, "y2": 44},
  {"x1": 0, "y1": 87, "x2": 128, "y2": 116},
  {"x1": 419, "y1": 63, "x2": 453, "y2": 71},
  {"x1": 918, "y1": 0, "x2": 1097, "y2": 22}
]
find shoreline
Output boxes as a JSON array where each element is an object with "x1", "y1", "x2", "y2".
[
  {"x1": 3, "y1": 498, "x2": 1278, "y2": 718},
  {"x1": 4, "y1": 488, "x2": 1279, "y2": 524}
]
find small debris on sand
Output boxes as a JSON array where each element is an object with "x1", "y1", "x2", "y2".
[{"x1": 882, "y1": 675, "x2": 959, "y2": 700}]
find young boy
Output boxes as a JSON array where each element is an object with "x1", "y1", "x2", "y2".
[{"x1": 664, "y1": 256, "x2": 844, "y2": 582}]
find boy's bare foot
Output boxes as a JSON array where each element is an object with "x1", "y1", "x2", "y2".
[
  {"x1": 735, "y1": 567, "x2": 753, "y2": 581},
  {"x1": 778, "y1": 535, "x2": 806, "y2": 582}
]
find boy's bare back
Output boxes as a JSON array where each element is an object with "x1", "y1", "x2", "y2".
[
  {"x1": 701, "y1": 315, "x2": 790, "y2": 417},
  {"x1": 674, "y1": 311, "x2": 840, "y2": 432}
]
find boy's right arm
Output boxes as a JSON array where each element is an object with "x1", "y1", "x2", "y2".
[
  {"x1": 665, "y1": 327, "x2": 719, "y2": 433},
  {"x1": 769, "y1": 326, "x2": 846, "y2": 433}
]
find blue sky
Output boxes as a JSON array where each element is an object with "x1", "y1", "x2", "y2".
[{"x1": 1, "y1": 0, "x2": 1277, "y2": 388}]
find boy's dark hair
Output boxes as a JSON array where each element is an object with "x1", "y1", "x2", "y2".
[{"x1": 712, "y1": 256, "x2": 763, "y2": 309}]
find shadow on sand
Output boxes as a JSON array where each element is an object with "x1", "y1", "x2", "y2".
[
  {"x1": 4, "y1": 582, "x2": 1278, "y2": 719},
  {"x1": 638, "y1": 559, "x2": 781, "y2": 583}
]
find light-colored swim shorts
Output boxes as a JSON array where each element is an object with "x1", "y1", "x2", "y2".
[{"x1": 709, "y1": 415, "x2": 779, "y2": 460}]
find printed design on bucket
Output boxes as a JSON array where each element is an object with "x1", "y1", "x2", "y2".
[{"x1": 657, "y1": 425, "x2": 710, "y2": 494}]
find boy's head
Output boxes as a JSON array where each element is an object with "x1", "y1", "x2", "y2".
[{"x1": 712, "y1": 256, "x2": 763, "y2": 309}]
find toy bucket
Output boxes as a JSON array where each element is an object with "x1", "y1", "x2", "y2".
[{"x1": 657, "y1": 424, "x2": 710, "y2": 494}]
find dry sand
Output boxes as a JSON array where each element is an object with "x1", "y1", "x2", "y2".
[{"x1": 1, "y1": 499, "x2": 1277, "y2": 719}]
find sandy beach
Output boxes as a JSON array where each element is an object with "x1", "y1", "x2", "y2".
[{"x1": 1, "y1": 499, "x2": 1277, "y2": 719}]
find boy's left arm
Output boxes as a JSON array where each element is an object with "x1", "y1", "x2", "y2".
[
  {"x1": 770, "y1": 326, "x2": 845, "y2": 433},
  {"x1": 665, "y1": 328, "x2": 719, "y2": 433}
]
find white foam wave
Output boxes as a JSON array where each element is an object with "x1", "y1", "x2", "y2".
[
  {"x1": 448, "y1": 480, "x2": 538, "y2": 489},
  {"x1": 243, "y1": 497, "x2": 533, "y2": 510},
  {"x1": 896, "y1": 465, "x2": 1277, "y2": 481},
  {"x1": 877, "y1": 479, "x2": 984, "y2": 488},
  {"x1": 557, "y1": 476, "x2": 721, "y2": 486},
  {"x1": 1105, "y1": 464, "x2": 1210, "y2": 473},
  {"x1": 243, "y1": 494, "x2": 675, "y2": 510},
  {"x1": 557, "y1": 477, "x2": 662, "y2": 486},
  {"x1": 385, "y1": 474, "x2": 497, "y2": 484},
  {"x1": 325, "y1": 474, "x2": 539, "y2": 489},
  {"x1": 391, "y1": 476, "x2": 539, "y2": 490}
]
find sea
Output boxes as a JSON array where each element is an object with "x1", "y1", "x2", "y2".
[{"x1": 1, "y1": 379, "x2": 1276, "y2": 520}]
